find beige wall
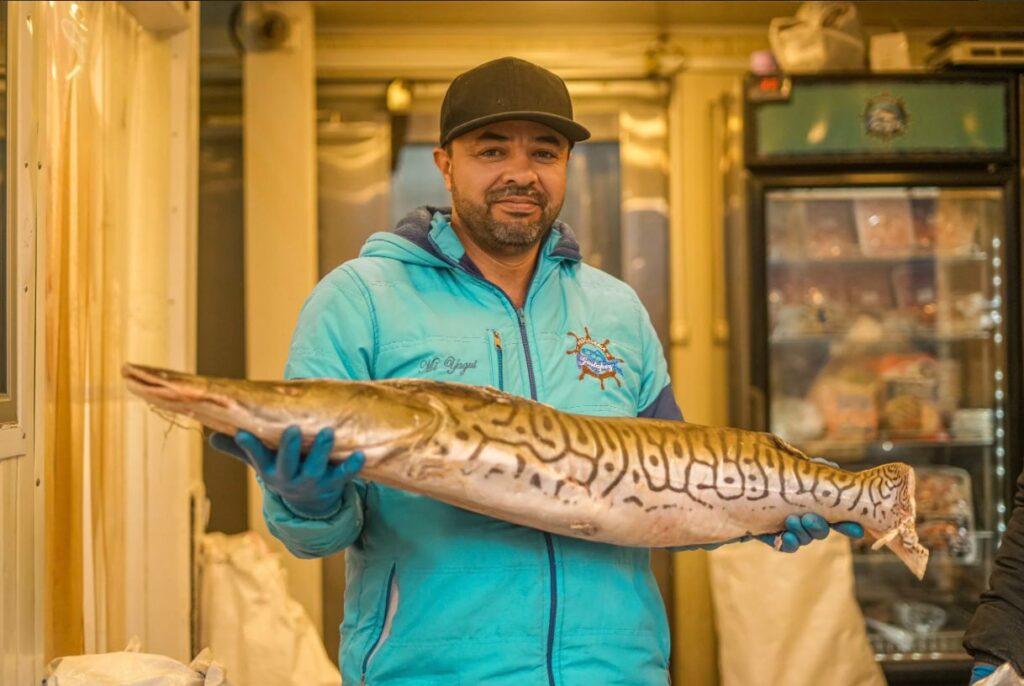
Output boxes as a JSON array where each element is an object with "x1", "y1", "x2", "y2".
[{"x1": 668, "y1": 66, "x2": 751, "y2": 686}]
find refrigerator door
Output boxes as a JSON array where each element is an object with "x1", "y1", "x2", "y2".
[{"x1": 759, "y1": 181, "x2": 1016, "y2": 667}]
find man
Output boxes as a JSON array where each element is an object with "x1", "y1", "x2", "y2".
[
  {"x1": 211, "y1": 57, "x2": 862, "y2": 685},
  {"x1": 964, "y1": 466, "x2": 1024, "y2": 684}
]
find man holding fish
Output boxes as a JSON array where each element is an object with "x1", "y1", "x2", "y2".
[{"x1": 208, "y1": 57, "x2": 864, "y2": 685}]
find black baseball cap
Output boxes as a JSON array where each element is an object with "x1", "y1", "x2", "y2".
[{"x1": 439, "y1": 57, "x2": 591, "y2": 147}]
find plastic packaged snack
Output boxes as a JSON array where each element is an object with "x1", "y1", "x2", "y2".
[
  {"x1": 804, "y1": 200, "x2": 860, "y2": 258},
  {"x1": 854, "y1": 197, "x2": 915, "y2": 257},
  {"x1": 914, "y1": 466, "x2": 975, "y2": 561},
  {"x1": 877, "y1": 353, "x2": 943, "y2": 438}
]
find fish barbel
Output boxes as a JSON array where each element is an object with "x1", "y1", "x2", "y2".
[{"x1": 123, "y1": 363, "x2": 929, "y2": 578}]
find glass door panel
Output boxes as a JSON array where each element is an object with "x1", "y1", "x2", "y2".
[{"x1": 765, "y1": 185, "x2": 1008, "y2": 662}]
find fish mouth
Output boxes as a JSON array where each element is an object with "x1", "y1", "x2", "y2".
[{"x1": 122, "y1": 363, "x2": 230, "y2": 410}]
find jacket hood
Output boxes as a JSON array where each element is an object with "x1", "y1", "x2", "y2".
[{"x1": 359, "y1": 206, "x2": 582, "y2": 272}]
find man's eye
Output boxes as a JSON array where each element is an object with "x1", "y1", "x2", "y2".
[
  {"x1": 535, "y1": 150, "x2": 557, "y2": 160},
  {"x1": 480, "y1": 149, "x2": 502, "y2": 157}
]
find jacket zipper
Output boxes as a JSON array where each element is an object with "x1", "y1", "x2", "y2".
[
  {"x1": 512, "y1": 311, "x2": 555, "y2": 686},
  {"x1": 360, "y1": 563, "x2": 399, "y2": 685},
  {"x1": 434, "y1": 246, "x2": 555, "y2": 685},
  {"x1": 516, "y1": 308, "x2": 539, "y2": 400},
  {"x1": 544, "y1": 531, "x2": 558, "y2": 686},
  {"x1": 492, "y1": 330, "x2": 505, "y2": 391}
]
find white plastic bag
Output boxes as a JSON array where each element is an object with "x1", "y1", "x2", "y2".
[
  {"x1": 44, "y1": 638, "x2": 229, "y2": 686},
  {"x1": 769, "y1": 2, "x2": 866, "y2": 72},
  {"x1": 199, "y1": 532, "x2": 340, "y2": 686},
  {"x1": 976, "y1": 663, "x2": 1024, "y2": 686}
]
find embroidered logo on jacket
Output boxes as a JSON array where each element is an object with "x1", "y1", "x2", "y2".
[
  {"x1": 419, "y1": 355, "x2": 478, "y2": 376},
  {"x1": 566, "y1": 327, "x2": 624, "y2": 389}
]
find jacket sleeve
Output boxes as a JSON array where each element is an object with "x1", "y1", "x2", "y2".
[
  {"x1": 963, "y1": 466, "x2": 1024, "y2": 674},
  {"x1": 260, "y1": 266, "x2": 378, "y2": 558},
  {"x1": 634, "y1": 296, "x2": 684, "y2": 422}
]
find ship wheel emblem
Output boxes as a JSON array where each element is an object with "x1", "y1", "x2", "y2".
[{"x1": 566, "y1": 327, "x2": 624, "y2": 390}]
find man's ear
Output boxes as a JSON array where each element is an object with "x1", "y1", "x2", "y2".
[{"x1": 433, "y1": 146, "x2": 453, "y2": 192}]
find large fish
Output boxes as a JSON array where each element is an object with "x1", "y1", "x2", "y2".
[{"x1": 123, "y1": 363, "x2": 929, "y2": 578}]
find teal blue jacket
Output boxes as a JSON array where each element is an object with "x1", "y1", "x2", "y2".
[{"x1": 263, "y1": 208, "x2": 683, "y2": 685}]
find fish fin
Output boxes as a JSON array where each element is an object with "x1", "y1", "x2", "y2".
[
  {"x1": 569, "y1": 521, "x2": 599, "y2": 537},
  {"x1": 865, "y1": 464, "x2": 929, "y2": 580},
  {"x1": 869, "y1": 515, "x2": 930, "y2": 580},
  {"x1": 764, "y1": 432, "x2": 814, "y2": 461}
]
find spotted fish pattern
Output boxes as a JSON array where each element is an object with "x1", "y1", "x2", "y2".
[{"x1": 122, "y1": 364, "x2": 929, "y2": 579}]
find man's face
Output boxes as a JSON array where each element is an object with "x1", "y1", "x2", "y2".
[{"x1": 434, "y1": 120, "x2": 570, "y2": 256}]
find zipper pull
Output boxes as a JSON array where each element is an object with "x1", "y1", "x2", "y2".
[
  {"x1": 517, "y1": 308, "x2": 526, "y2": 326},
  {"x1": 492, "y1": 330, "x2": 503, "y2": 350}
]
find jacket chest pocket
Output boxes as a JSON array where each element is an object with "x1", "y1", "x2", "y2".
[{"x1": 537, "y1": 330, "x2": 641, "y2": 416}]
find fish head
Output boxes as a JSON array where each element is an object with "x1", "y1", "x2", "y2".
[
  {"x1": 122, "y1": 363, "x2": 441, "y2": 455},
  {"x1": 122, "y1": 363, "x2": 257, "y2": 436}
]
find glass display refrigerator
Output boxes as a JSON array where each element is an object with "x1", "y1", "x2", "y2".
[{"x1": 730, "y1": 72, "x2": 1020, "y2": 685}]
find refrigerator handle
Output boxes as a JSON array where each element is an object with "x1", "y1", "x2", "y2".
[{"x1": 748, "y1": 384, "x2": 767, "y2": 432}]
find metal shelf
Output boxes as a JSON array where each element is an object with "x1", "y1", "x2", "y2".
[
  {"x1": 769, "y1": 251, "x2": 989, "y2": 267},
  {"x1": 871, "y1": 630, "x2": 969, "y2": 662},
  {"x1": 770, "y1": 330, "x2": 993, "y2": 344},
  {"x1": 794, "y1": 437, "x2": 994, "y2": 462}
]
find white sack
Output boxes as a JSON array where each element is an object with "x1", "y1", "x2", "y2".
[{"x1": 199, "y1": 532, "x2": 340, "y2": 686}]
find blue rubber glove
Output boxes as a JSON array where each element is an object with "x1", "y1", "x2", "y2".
[
  {"x1": 209, "y1": 425, "x2": 365, "y2": 519},
  {"x1": 669, "y1": 513, "x2": 864, "y2": 553},
  {"x1": 970, "y1": 663, "x2": 998, "y2": 684}
]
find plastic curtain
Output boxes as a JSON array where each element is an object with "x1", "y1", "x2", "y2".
[{"x1": 42, "y1": 0, "x2": 140, "y2": 660}]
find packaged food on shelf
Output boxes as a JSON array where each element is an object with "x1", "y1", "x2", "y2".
[
  {"x1": 768, "y1": 200, "x2": 808, "y2": 260},
  {"x1": 877, "y1": 353, "x2": 943, "y2": 438},
  {"x1": 936, "y1": 358, "x2": 962, "y2": 416},
  {"x1": 951, "y1": 408, "x2": 994, "y2": 441},
  {"x1": 914, "y1": 466, "x2": 975, "y2": 561},
  {"x1": 891, "y1": 261, "x2": 937, "y2": 328},
  {"x1": 771, "y1": 396, "x2": 826, "y2": 443},
  {"x1": 937, "y1": 290, "x2": 994, "y2": 335},
  {"x1": 801, "y1": 270, "x2": 851, "y2": 333},
  {"x1": 934, "y1": 196, "x2": 981, "y2": 255},
  {"x1": 804, "y1": 199, "x2": 860, "y2": 258},
  {"x1": 844, "y1": 265, "x2": 895, "y2": 317},
  {"x1": 809, "y1": 358, "x2": 879, "y2": 440},
  {"x1": 854, "y1": 196, "x2": 915, "y2": 256},
  {"x1": 910, "y1": 197, "x2": 938, "y2": 251}
]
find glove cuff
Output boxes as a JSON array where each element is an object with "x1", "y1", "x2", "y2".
[{"x1": 281, "y1": 492, "x2": 346, "y2": 521}]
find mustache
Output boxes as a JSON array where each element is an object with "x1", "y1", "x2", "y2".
[{"x1": 487, "y1": 186, "x2": 547, "y2": 205}]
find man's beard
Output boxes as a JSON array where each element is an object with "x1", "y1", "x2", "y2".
[{"x1": 451, "y1": 183, "x2": 561, "y2": 254}]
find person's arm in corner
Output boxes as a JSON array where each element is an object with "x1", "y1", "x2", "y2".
[
  {"x1": 209, "y1": 266, "x2": 378, "y2": 558},
  {"x1": 964, "y1": 466, "x2": 1024, "y2": 679}
]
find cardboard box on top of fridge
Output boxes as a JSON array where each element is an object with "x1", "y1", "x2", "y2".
[{"x1": 870, "y1": 32, "x2": 912, "y2": 71}]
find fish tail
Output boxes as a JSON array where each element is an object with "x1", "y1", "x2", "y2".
[{"x1": 862, "y1": 463, "x2": 929, "y2": 580}]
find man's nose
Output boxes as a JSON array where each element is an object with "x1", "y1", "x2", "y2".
[{"x1": 499, "y1": 148, "x2": 540, "y2": 187}]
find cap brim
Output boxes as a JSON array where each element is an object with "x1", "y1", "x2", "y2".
[{"x1": 441, "y1": 111, "x2": 591, "y2": 146}]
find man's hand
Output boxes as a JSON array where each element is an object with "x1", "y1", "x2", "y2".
[
  {"x1": 209, "y1": 425, "x2": 365, "y2": 519},
  {"x1": 669, "y1": 513, "x2": 864, "y2": 553}
]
